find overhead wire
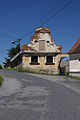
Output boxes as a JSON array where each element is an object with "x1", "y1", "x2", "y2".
[
  {"x1": 53, "y1": 2, "x2": 80, "y2": 26},
  {"x1": 18, "y1": 0, "x2": 76, "y2": 54},
  {"x1": 20, "y1": 0, "x2": 75, "y2": 40},
  {"x1": 40, "y1": 0, "x2": 75, "y2": 26},
  {"x1": 19, "y1": 0, "x2": 66, "y2": 39},
  {"x1": 40, "y1": 0, "x2": 66, "y2": 24},
  {"x1": 0, "y1": 33, "x2": 18, "y2": 39},
  {"x1": 39, "y1": 0, "x2": 63, "y2": 23},
  {"x1": 1, "y1": 0, "x2": 78, "y2": 65},
  {"x1": 0, "y1": 0, "x2": 76, "y2": 44},
  {"x1": 0, "y1": 0, "x2": 74, "y2": 41}
]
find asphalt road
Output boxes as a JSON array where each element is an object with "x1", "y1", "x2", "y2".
[{"x1": 0, "y1": 70, "x2": 80, "y2": 120}]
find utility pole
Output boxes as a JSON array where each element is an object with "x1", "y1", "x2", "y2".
[
  {"x1": 12, "y1": 38, "x2": 21, "y2": 52},
  {"x1": 18, "y1": 39, "x2": 21, "y2": 52}
]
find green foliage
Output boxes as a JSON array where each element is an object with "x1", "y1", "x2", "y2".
[
  {"x1": 14, "y1": 67, "x2": 58, "y2": 75},
  {"x1": 8, "y1": 45, "x2": 20, "y2": 59},
  {"x1": 0, "y1": 76, "x2": 3, "y2": 86},
  {"x1": 3, "y1": 45, "x2": 20, "y2": 67},
  {"x1": 0, "y1": 65, "x2": 2, "y2": 69},
  {"x1": 17, "y1": 67, "x2": 36, "y2": 73},
  {"x1": 3, "y1": 58, "x2": 10, "y2": 67},
  {"x1": 66, "y1": 75, "x2": 80, "y2": 80}
]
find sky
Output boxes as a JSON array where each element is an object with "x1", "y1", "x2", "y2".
[{"x1": 0, "y1": 0, "x2": 80, "y2": 65}]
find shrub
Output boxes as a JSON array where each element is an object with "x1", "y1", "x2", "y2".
[
  {"x1": 0, "y1": 65, "x2": 2, "y2": 69},
  {"x1": 0, "y1": 76, "x2": 3, "y2": 86}
]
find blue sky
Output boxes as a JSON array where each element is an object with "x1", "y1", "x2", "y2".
[{"x1": 0, "y1": 0, "x2": 80, "y2": 65}]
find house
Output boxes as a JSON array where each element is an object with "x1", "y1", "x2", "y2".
[
  {"x1": 69, "y1": 38, "x2": 80, "y2": 76},
  {"x1": 10, "y1": 28, "x2": 67, "y2": 74}
]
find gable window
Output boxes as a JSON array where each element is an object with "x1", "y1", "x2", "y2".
[
  {"x1": 47, "y1": 41, "x2": 50, "y2": 43},
  {"x1": 45, "y1": 56, "x2": 54, "y2": 65},
  {"x1": 30, "y1": 56, "x2": 39, "y2": 65},
  {"x1": 34, "y1": 40, "x2": 38, "y2": 43}
]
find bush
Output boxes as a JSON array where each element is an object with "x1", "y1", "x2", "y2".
[
  {"x1": 0, "y1": 65, "x2": 2, "y2": 69},
  {"x1": 0, "y1": 76, "x2": 3, "y2": 86}
]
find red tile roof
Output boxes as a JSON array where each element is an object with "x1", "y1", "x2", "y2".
[
  {"x1": 30, "y1": 28, "x2": 54, "y2": 43},
  {"x1": 35, "y1": 28, "x2": 50, "y2": 34},
  {"x1": 69, "y1": 38, "x2": 80, "y2": 54},
  {"x1": 22, "y1": 45, "x2": 35, "y2": 52}
]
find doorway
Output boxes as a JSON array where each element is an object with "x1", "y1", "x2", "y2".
[{"x1": 59, "y1": 57, "x2": 69, "y2": 76}]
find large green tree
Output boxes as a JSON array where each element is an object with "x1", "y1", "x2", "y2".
[
  {"x1": 3, "y1": 45, "x2": 20, "y2": 67},
  {"x1": 3, "y1": 58, "x2": 10, "y2": 67},
  {"x1": 8, "y1": 45, "x2": 20, "y2": 59}
]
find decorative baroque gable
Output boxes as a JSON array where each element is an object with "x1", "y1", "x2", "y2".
[{"x1": 22, "y1": 28, "x2": 62, "y2": 53}]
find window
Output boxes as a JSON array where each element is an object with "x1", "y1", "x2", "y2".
[
  {"x1": 30, "y1": 56, "x2": 39, "y2": 65},
  {"x1": 47, "y1": 41, "x2": 50, "y2": 43},
  {"x1": 46, "y1": 56, "x2": 54, "y2": 65},
  {"x1": 34, "y1": 40, "x2": 38, "y2": 43}
]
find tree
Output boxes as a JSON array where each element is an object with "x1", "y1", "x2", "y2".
[
  {"x1": 8, "y1": 45, "x2": 20, "y2": 59},
  {"x1": 3, "y1": 58, "x2": 10, "y2": 67},
  {"x1": 3, "y1": 45, "x2": 20, "y2": 67}
]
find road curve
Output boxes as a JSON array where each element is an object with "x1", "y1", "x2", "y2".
[{"x1": 0, "y1": 70, "x2": 80, "y2": 120}]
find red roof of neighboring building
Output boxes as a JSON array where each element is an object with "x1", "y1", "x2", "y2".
[{"x1": 69, "y1": 38, "x2": 80, "y2": 54}]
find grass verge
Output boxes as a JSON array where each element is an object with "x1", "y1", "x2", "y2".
[
  {"x1": 4, "y1": 67, "x2": 59, "y2": 76},
  {"x1": 65, "y1": 75, "x2": 80, "y2": 80}
]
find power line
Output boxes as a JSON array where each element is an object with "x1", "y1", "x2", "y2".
[
  {"x1": 19, "y1": 0, "x2": 74, "y2": 40},
  {"x1": 39, "y1": 0, "x2": 63, "y2": 22},
  {"x1": 0, "y1": 33, "x2": 18, "y2": 39},
  {"x1": 1, "y1": 0, "x2": 76, "y2": 45},
  {"x1": 0, "y1": 1, "x2": 72, "y2": 42},
  {"x1": 19, "y1": 0, "x2": 63, "y2": 39},
  {"x1": 40, "y1": 0, "x2": 74, "y2": 26},
  {"x1": 20, "y1": 24, "x2": 39, "y2": 39},
  {"x1": 40, "y1": 0, "x2": 66, "y2": 24},
  {"x1": 53, "y1": 3, "x2": 80, "y2": 26}
]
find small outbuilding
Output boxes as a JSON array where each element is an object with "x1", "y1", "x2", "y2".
[{"x1": 69, "y1": 38, "x2": 80, "y2": 76}]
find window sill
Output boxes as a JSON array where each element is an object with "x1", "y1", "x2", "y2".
[
  {"x1": 45, "y1": 63, "x2": 55, "y2": 65},
  {"x1": 30, "y1": 63, "x2": 40, "y2": 65}
]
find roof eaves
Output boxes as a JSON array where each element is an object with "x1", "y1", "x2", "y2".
[
  {"x1": 10, "y1": 51, "x2": 22, "y2": 62},
  {"x1": 69, "y1": 38, "x2": 80, "y2": 54}
]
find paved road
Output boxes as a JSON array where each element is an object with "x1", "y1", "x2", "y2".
[{"x1": 0, "y1": 70, "x2": 80, "y2": 120}]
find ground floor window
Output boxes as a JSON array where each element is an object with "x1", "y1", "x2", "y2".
[
  {"x1": 30, "y1": 56, "x2": 39, "y2": 65},
  {"x1": 46, "y1": 56, "x2": 54, "y2": 65}
]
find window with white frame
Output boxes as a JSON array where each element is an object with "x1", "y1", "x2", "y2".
[
  {"x1": 30, "y1": 56, "x2": 39, "y2": 65},
  {"x1": 46, "y1": 56, "x2": 54, "y2": 64}
]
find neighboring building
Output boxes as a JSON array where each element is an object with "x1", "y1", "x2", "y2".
[
  {"x1": 10, "y1": 28, "x2": 67, "y2": 74},
  {"x1": 69, "y1": 38, "x2": 80, "y2": 76}
]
